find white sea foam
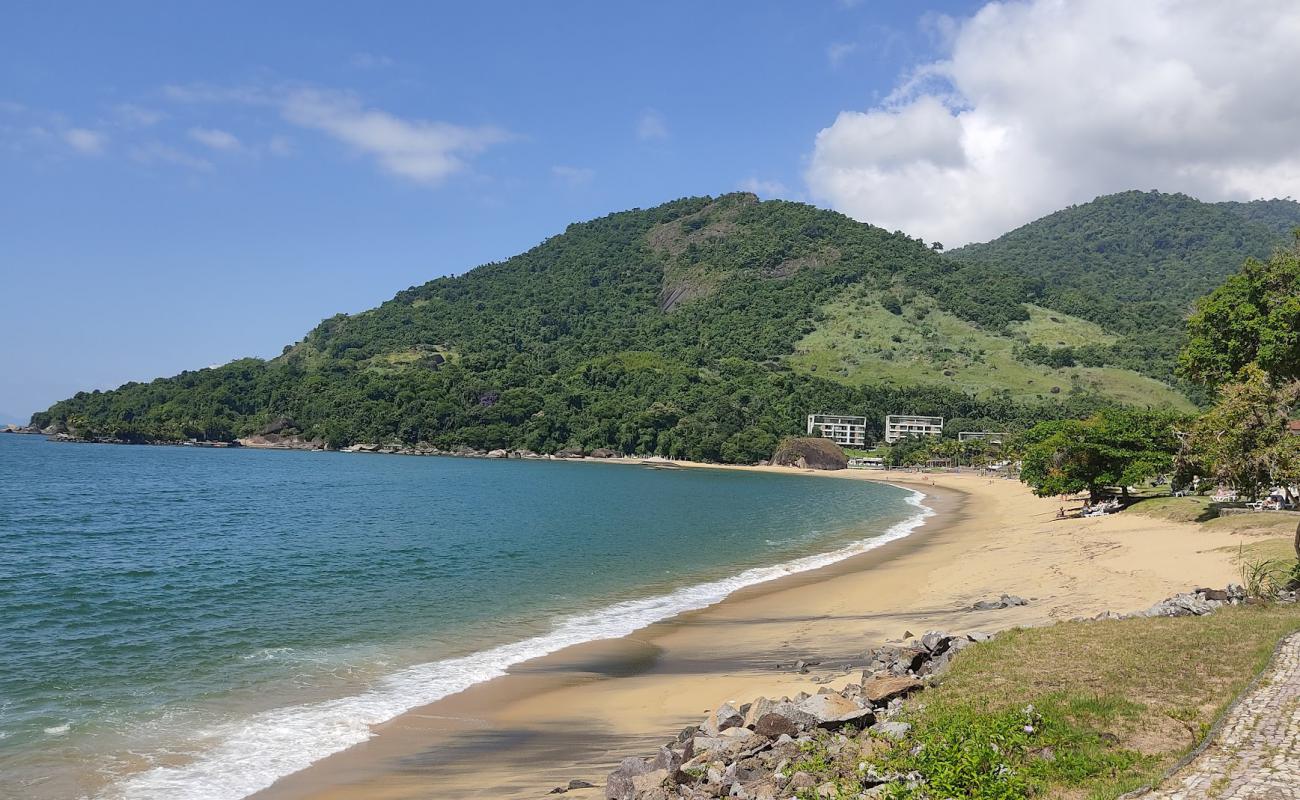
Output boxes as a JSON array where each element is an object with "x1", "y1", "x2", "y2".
[{"x1": 101, "y1": 489, "x2": 933, "y2": 800}]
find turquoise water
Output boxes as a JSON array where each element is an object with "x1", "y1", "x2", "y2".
[{"x1": 0, "y1": 434, "x2": 926, "y2": 799}]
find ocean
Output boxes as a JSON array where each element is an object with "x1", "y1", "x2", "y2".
[{"x1": 0, "y1": 433, "x2": 929, "y2": 799}]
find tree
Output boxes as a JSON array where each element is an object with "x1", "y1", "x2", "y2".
[
  {"x1": 1179, "y1": 365, "x2": 1300, "y2": 503},
  {"x1": 1180, "y1": 233, "x2": 1300, "y2": 387},
  {"x1": 1019, "y1": 409, "x2": 1184, "y2": 501}
]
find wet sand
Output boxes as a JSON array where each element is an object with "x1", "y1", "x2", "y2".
[{"x1": 253, "y1": 466, "x2": 1249, "y2": 800}]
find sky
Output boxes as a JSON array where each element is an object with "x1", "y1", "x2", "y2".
[{"x1": 2, "y1": 0, "x2": 1298, "y2": 422}]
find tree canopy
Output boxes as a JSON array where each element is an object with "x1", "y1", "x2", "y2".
[
  {"x1": 1178, "y1": 366, "x2": 1300, "y2": 502},
  {"x1": 1018, "y1": 409, "x2": 1186, "y2": 501},
  {"x1": 1179, "y1": 234, "x2": 1300, "y2": 388}
]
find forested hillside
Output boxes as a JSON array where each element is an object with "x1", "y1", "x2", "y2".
[
  {"x1": 35, "y1": 193, "x2": 1153, "y2": 460},
  {"x1": 949, "y1": 191, "x2": 1300, "y2": 387}
]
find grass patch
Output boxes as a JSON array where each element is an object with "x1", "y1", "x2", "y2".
[
  {"x1": 1125, "y1": 495, "x2": 1219, "y2": 523},
  {"x1": 887, "y1": 606, "x2": 1300, "y2": 798},
  {"x1": 793, "y1": 606, "x2": 1300, "y2": 799},
  {"x1": 1011, "y1": 304, "x2": 1119, "y2": 349},
  {"x1": 1203, "y1": 512, "x2": 1300, "y2": 537},
  {"x1": 787, "y1": 288, "x2": 1193, "y2": 410}
]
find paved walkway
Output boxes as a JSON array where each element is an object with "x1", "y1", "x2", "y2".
[{"x1": 1144, "y1": 633, "x2": 1300, "y2": 799}]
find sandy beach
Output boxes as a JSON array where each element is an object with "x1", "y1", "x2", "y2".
[{"x1": 252, "y1": 466, "x2": 1251, "y2": 800}]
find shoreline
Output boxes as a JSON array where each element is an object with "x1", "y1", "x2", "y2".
[{"x1": 246, "y1": 465, "x2": 1251, "y2": 800}]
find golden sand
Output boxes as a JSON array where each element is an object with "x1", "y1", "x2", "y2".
[{"x1": 253, "y1": 466, "x2": 1250, "y2": 800}]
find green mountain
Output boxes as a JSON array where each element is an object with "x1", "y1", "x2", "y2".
[
  {"x1": 36, "y1": 193, "x2": 1157, "y2": 460},
  {"x1": 948, "y1": 191, "x2": 1300, "y2": 387}
]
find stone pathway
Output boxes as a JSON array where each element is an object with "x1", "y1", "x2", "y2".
[{"x1": 1143, "y1": 633, "x2": 1300, "y2": 799}]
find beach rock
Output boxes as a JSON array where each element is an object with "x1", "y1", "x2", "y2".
[
  {"x1": 743, "y1": 697, "x2": 777, "y2": 728},
  {"x1": 753, "y1": 703, "x2": 817, "y2": 736},
  {"x1": 862, "y1": 676, "x2": 922, "y2": 704},
  {"x1": 703, "y1": 702, "x2": 745, "y2": 735},
  {"x1": 795, "y1": 693, "x2": 872, "y2": 728},
  {"x1": 568, "y1": 779, "x2": 597, "y2": 789},
  {"x1": 753, "y1": 712, "x2": 801, "y2": 738},
  {"x1": 972, "y1": 594, "x2": 1028, "y2": 611},
  {"x1": 486, "y1": 448, "x2": 508, "y2": 458},
  {"x1": 606, "y1": 757, "x2": 657, "y2": 800},
  {"x1": 769, "y1": 437, "x2": 848, "y2": 471},
  {"x1": 590, "y1": 448, "x2": 617, "y2": 458}
]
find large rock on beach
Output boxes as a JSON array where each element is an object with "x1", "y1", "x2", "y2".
[
  {"x1": 862, "y1": 676, "x2": 923, "y2": 704},
  {"x1": 769, "y1": 437, "x2": 848, "y2": 471}
]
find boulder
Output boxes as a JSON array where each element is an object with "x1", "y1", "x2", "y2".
[
  {"x1": 769, "y1": 437, "x2": 848, "y2": 471},
  {"x1": 703, "y1": 702, "x2": 745, "y2": 735},
  {"x1": 751, "y1": 703, "x2": 816, "y2": 736},
  {"x1": 743, "y1": 697, "x2": 778, "y2": 728},
  {"x1": 795, "y1": 693, "x2": 872, "y2": 727},
  {"x1": 589, "y1": 448, "x2": 617, "y2": 458},
  {"x1": 486, "y1": 448, "x2": 508, "y2": 458},
  {"x1": 862, "y1": 676, "x2": 923, "y2": 704},
  {"x1": 753, "y1": 712, "x2": 800, "y2": 738},
  {"x1": 605, "y1": 757, "x2": 656, "y2": 800}
]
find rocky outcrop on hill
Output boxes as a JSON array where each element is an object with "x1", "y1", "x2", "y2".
[
  {"x1": 770, "y1": 437, "x2": 848, "y2": 471},
  {"x1": 236, "y1": 433, "x2": 325, "y2": 450}
]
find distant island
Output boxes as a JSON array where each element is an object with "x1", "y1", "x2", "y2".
[{"x1": 31, "y1": 190, "x2": 1300, "y2": 462}]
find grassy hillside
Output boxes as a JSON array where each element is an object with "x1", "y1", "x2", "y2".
[
  {"x1": 949, "y1": 191, "x2": 1300, "y2": 386},
  {"x1": 788, "y1": 288, "x2": 1194, "y2": 410},
  {"x1": 36, "y1": 193, "x2": 1198, "y2": 459}
]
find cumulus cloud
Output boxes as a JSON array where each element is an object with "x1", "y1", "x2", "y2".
[
  {"x1": 551, "y1": 165, "x2": 595, "y2": 186},
  {"x1": 280, "y1": 88, "x2": 510, "y2": 184},
  {"x1": 63, "y1": 128, "x2": 106, "y2": 155},
  {"x1": 807, "y1": 0, "x2": 1300, "y2": 245},
  {"x1": 188, "y1": 127, "x2": 242, "y2": 151},
  {"x1": 636, "y1": 109, "x2": 668, "y2": 141}
]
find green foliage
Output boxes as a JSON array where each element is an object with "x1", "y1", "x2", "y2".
[
  {"x1": 1179, "y1": 235, "x2": 1300, "y2": 387},
  {"x1": 872, "y1": 701, "x2": 1142, "y2": 799},
  {"x1": 1178, "y1": 365, "x2": 1300, "y2": 501},
  {"x1": 32, "y1": 194, "x2": 1120, "y2": 461},
  {"x1": 951, "y1": 191, "x2": 1300, "y2": 384},
  {"x1": 1019, "y1": 408, "x2": 1187, "y2": 500}
]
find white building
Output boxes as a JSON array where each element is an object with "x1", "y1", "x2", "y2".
[
  {"x1": 884, "y1": 414, "x2": 944, "y2": 443},
  {"x1": 958, "y1": 431, "x2": 1008, "y2": 444},
  {"x1": 807, "y1": 414, "x2": 867, "y2": 448}
]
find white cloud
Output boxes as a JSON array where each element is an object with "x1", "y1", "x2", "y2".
[
  {"x1": 162, "y1": 83, "x2": 511, "y2": 184},
  {"x1": 188, "y1": 127, "x2": 242, "y2": 151},
  {"x1": 551, "y1": 165, "x2": 595, "y2": 186},
  {"x1": 807, "y1": 0, "x2": 1300, "y2": 245},
  {"x1": 738, "y1": 177, "x2": 789, "y2": 197},
  {"x1": 279, "y1": 88, "x2": 509, "y2": 184},
  {"x1": 130, "y1": 142, "x2": 213, "y2": 171},
  {"x1": 636, "y1": 109, "x2": 668, "y2": 141},
  {"x1": 63, "y1": 128, "x2": 105, "y2": 155},
  {"x1": 827, "y1": 42, "x2": 857, "y2": 66}
]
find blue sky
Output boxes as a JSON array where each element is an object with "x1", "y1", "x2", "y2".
[
  {"x1": 4, "y1": 1, "x2": 1298, "y2": 421},
  {"x1": 0, "y1": 1, "x2": 976, "y2": 420}
]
